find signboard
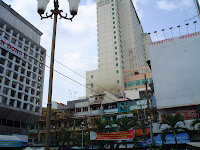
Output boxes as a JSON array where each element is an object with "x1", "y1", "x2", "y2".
[
  {"x1": 117, "y1": 101, "x2": 130, "y2": 113},
  {"x1": 161, "y1": 110, "x2": 197, "y2": 120},
  {"x1": 0, "y1": 36, "x2": 23, "y2": 58},
  {"x1": 90, "y1": 130, "x2": 135, "y2": 141},
  {"x1": 0, "y1": 141, "x2": 23, "y2": 147},
  {"x1": 13, "y1": 134, "x2": 28, "y2": 143},
  {"x1": 149, "y1": 32, "x2": 200, "y2": 109}
]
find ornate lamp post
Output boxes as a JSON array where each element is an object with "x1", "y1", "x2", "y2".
[{"x1": 37, "y1": 0, "x2": 80, "y2": 149}]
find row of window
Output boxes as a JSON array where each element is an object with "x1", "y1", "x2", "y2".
[
  {"x1": 1, "y1": 49, "x2": 43, "y2": 75},
  {"x1": 1, "y1": 96, "x2": 40, "y2": 112},
  {"x1": 1, "y1": 24, "x2": 45, "y2": 57},
  {"x1": 0, "y1": 75, "x2": 41, "y2": 95},
  {"x1": 125, "y1": 78, "x2": 153, "y2": 88}
]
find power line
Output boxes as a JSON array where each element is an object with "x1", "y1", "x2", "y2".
[
  {"x1": 45, "y1": 53, "x2": 112, "y2": 94},
  {"x1": 16, "y1": 47, "x2": 118, "y2": 103}
]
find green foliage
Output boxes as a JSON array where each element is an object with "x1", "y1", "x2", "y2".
[
  {"x1": 191, "y1": 119, "x2": 200, "y2": 130},
  {"x1": 115, "y1": 116, "x2": 140, "y2": 131},
  {"x1": 57, "y1": 128, "x2": 76, "y2": 149},
  {"x1": 159, "y1": 113, "x2": 186, "y2": 148}
]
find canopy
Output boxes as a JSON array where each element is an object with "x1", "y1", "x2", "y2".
[
  {"x1": 0, "y1": 135, "x2": 23, "y2": 147},
  {"x1": 139, "y1": 133, "x2": 190, "y2": 147}
]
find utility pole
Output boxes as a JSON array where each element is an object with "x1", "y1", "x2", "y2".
[{"x1": 144, "y1": 74, "x2": 154, "y2": 146}]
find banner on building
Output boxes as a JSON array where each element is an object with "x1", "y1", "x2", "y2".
[
  {"x1": 0, "y1": 36, "x2": 23, "y2": 58},
  {"x1": 161, "y1": 110, "x2": 197, "y2": 120},
  {"x1": 90, "y1": 130, "x2": 135, "y2": 141},
  {"x1": 90, "y1": 128, "x2": 150, "y2": 140}
]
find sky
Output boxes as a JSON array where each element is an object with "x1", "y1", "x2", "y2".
[{"x1": 4, "y1": 0, "x2": 200, "y2": 107}]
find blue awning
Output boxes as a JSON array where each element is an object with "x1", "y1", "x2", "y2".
[{"x1": 139, "y1": 133, "x2": 190, "y2": 147}]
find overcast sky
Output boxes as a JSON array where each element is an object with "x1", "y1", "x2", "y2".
[{"x1": 4, "y1": 0, "x2": 200, "y2": 107}]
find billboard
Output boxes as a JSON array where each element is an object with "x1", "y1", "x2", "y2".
[
  {"x1": 90, "y1": 130, "x2": 135, "y2": 141},
  {"x1": 149, "y1": 32, "x2": 200, "y2": 109},
  {"x1": 90, "y1": 129, "x2": 150, "y2": 140}
]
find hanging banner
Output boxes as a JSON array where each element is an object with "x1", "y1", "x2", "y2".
[{"x1": 90, "y1": 130, "x2": 134, "y2": 141}]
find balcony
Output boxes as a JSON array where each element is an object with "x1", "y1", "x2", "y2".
[
  {"x1": 103, "y1": 108, "x2": 118, "y2": 114},
  {"x1": 88, "y1": 110, "x2": 102, "y2": 116},
  {"x1": 74, "y1": 111, "x2": 88, "y2": 117}
]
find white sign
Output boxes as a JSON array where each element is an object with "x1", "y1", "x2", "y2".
[
  {"x1": 149, "y1": 32, "x2": 200, "y2": 109},
  {"x1": 0, "y1": 36, "x2": 23, "y2": 58}
]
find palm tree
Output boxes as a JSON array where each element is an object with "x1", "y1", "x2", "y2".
[
  {"x1": 191, "y1": 119, "x2": 200, "y2": 130},
  {"x1": 115, "y1": 116, "x2": 140, "y2": 148},
  {"x1": 94, "y1": 120, "x2": 116, "y2": 149},
  {"x1": 159, "y1": 113, "x2": 185, "y2": 149},
  {"x1": 116, "y1": 116, "x2": 140, "y2": 131}
]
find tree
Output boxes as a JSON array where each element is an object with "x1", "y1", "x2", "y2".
[
  {"x1": 116, "y1": 116, "x2": 140, "y2": 131},
  {"x1": 115, "y1": 116, "x2": 140, "y2": 148},
  {"x1": 191, "y1": 119, "x2": 200, "y2": 130},
  {"x1": 159, "y1": 113, "x2": 185, "y2": 149},
  {"x1": 57, "y1": 128, "x2": 76, "y2": 149},
  {"x1": 94, "y1": 120, "x2": 116, "y2": 149}
]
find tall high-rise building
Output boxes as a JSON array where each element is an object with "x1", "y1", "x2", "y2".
[
  {"x1": 0, "y1": 0, "x2": 46, "y2": 138},
  {"x1": 86, "y1": 0, "x2": 150, "y2": 97}
]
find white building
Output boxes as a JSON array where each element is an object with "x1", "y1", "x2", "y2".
[
  {"x1": 86, "y1": 0, "x2": 150, "y2": 97},
  {"x1": 0, "y1": 0, "x2": 46, "y2": 136}
]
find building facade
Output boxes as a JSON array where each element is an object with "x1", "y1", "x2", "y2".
[
  {"x1": 86, "y1": 0, "x2": 150, "y2": 97},
  {"x1": 0, "y1": 0, "x2": 46, "y2": 137}
]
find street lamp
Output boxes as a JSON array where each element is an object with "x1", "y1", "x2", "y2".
[
  {"x1": 81, "y1": 122, "x2": 84, "y2": 149},
  {"x1": 37, "y1": 0, "x2": 80, "y2": 150}
]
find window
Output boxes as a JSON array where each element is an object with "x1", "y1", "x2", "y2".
[
  {"x1": 14, "y1": 65, "x2": 19, "y2": 72},
  {"x1": 115, "y1": 57, "x2": 118, "y2": 60},
  {"x1": 83, "y1": 107, "x2": 88, "y2": 112},
  {"x1": 116, "y1": 70, "x2": 119, "y2": 73},
  {"x1": 114, "y1": 41, "x2": 117, "y2": 44},
  {"x1": 4, "y1": 79, "x2": 10, "y2": 86},
  {"x1": 115, "y1": 52, "x2": 117, "y2": 55},
  {"x1": 112, "y1": 8, "x2": 114, "y2": 10},
  {"x1": 91, "y1": 75, "x2": 93, "y2": 78},
  {"x1": 113, "y1": 21, "x2": 115, "y2": 24},
  {"x1": 113, "y1": 26, "x2": 115, "y2": 29},
  {"x1": 0, "y1": 58, "x2": 5, "y2": 65},
  {"x1": 13, "y1": 73, "x2": 18, "y2": 80},
  {"x1": 116, "y1": 63, "x2": 118, "y2": 66},
  {"x1": 113, "y1": 17, "x2": 115, "y2": 19},
  {"x1": 112, "y1": 12, "x2": 114, "y2": 15},
  {"x1": 114, "y1": 36, "x2": 116, "y2": 39},
  {"x1": 15, "y1": 57, "x2": 20, "y2": 64},
  {"x1": 76, "y1": 108, "x2": 81, "y2": 113},
  {"x1": 1, "y1": 49, "x2": 7, "y2": 56},
  {"x1": 115, "y1": 46, "x2": 117, "y2": 49},
  {"x1": 117, "y1": 80, "x2": 120, "y2": 83},
  {"x1": 114, "y1": 31, "x2": 116, "y2": 34},
  {"x1": 20, "y1": 76, "x2": 24, "y2": 82},
  {"x1": 91, "y1": 84, "x2": 93, "y2": 88},
  {"x1": 112, "y1": 3, "x2": 114, "y2": 6},
  {"x1": 7, "y1": 61, "x2": 12, "y2": 68},
  {"x1": 0, "y1": 66, "x2": 4, "y2": 74}
]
